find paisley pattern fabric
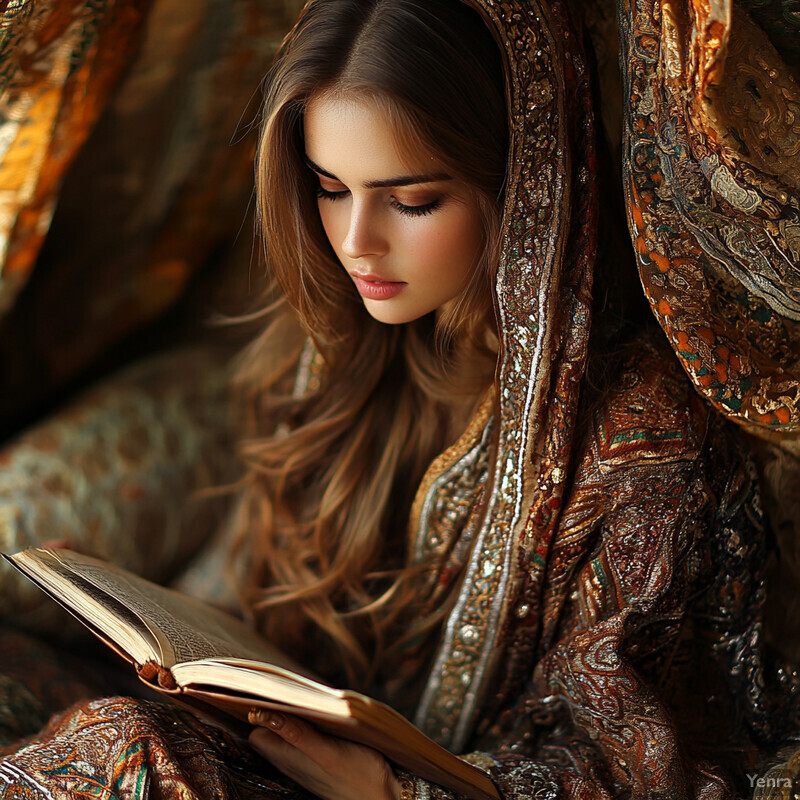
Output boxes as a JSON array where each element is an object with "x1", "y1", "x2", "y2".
[
  {"x1": 620, "y1": 0, "x2": 800, "y2": 446},
  {"x1": 0, "y1": 637, "x2": 314, "y2": 800},
  {"x1": 393, "y1": 337, "x2": 793, "y2": 799},
  {"x1": 0, "y1": 1, "x2": 798, "y2": 800}
]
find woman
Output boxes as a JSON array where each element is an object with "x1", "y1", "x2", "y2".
[{"x1": 1, "y1": 0, "x2": 799, "y2": 798}]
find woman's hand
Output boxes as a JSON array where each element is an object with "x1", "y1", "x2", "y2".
[{"x1": 248, "y1": 709, "x2": 402, "y2": 800}]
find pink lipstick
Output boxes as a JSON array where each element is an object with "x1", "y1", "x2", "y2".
[{"x1": 351, "y1": 273, "x2": 407, "y2": 300}]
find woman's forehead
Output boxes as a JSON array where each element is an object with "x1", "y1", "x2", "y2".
[{"x1": 303, "y1": 92, "x2": 445, "y2": 184}]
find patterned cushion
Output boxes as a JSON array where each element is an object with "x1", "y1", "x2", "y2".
[{"x1": 0, "y1": 347, "x2": 238, "y2": 635}]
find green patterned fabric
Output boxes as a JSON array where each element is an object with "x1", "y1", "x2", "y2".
[{"x1": 0, "y1": 348, "x2": 238, "y2": 634}]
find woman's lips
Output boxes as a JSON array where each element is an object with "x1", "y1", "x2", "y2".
[{"x1": 351, "y1": 273, "x2": 407, "y2": 300}]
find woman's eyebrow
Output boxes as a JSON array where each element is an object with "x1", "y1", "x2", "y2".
[{"x1": 304, "y1": 156, "x2": 451, "y2": 189}]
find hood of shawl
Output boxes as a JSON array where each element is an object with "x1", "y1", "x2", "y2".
[
  {"x1": 621, "y1": 0, "x2": 800, "y2": 451},
  {"x1": 409, "y1": 0, "x2": 597, "y2": 750}
]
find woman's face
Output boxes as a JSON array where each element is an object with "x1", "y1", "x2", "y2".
[{"x1": 303, "y1": 93, "x2": 486, "y2": 325}]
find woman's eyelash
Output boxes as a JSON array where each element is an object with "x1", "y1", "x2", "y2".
[
  {"x1": 316, "y1": 186, "x2": 442, "y2": 217},
  {"x1": 391, "y1": 198, "x2": 441, "y2": 217},
  {"x1": 316, "y1": 186, "x2": 348, "y2": 201}
]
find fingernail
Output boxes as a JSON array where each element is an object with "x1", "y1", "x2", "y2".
[
  {"x1": 266, "y1": 712, "x2": 286, "y2": 731},
  {"x1": 247, "y1": 709, "x2": 286, "y2": 731}
]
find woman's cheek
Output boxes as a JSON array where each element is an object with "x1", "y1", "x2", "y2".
[{"x1": 434, "y1": 215, "x2": 482, "y2": 282}]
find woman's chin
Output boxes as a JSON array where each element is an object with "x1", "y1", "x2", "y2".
[{"x1": 362, "y1": 300, "x2": 431, "y2": 326}]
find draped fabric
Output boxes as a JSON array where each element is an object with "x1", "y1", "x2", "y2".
[
  {"x1": 1, "y1": 1, "x2": 799, "y2": 799},
  {"x1": 621, "y1": 0, "x2": 800, "y2": 444},
  {"x1": 0, "y1": 0, "x2": 300, "y2": 434}
]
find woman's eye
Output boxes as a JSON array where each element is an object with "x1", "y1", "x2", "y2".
[
  {"x1": 317, "y1": 186, "x2": 349, "y2": 201},
  {"x1": 391, "y1": 198, "x2": 442, "y2": 217}
]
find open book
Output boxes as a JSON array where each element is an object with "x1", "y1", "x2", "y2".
[{"x1": 4, "y1": 548, "x2": 499, "y2": 800}]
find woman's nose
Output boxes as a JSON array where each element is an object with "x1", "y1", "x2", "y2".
[{"x1": 341, "y1": 202, "x2": 387, "y2": 260}]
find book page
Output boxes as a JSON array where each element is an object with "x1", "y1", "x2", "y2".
[
  {"x1": 12, "y1": 549, "x2": 305, "y2": 674},
  {"x1": 172, "y1": 658, "x2": 348, "y2": 715},
  {"x1": 5, "y1": 550, "x2": 160, "y2": 665}
]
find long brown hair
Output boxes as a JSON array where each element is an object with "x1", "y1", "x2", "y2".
[{"x1": 235, "y1": 0, "x2": 508, "y2": 688}]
